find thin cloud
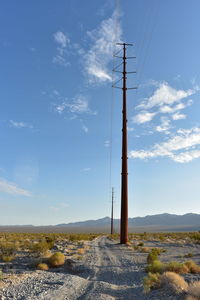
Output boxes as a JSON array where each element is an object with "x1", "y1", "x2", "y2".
[
  {"x1": 54, "y1": 95, "x2": 96, "y2": 116},
  {"x1": 83, "y1": 10, "x2": 122, "y2": 84},
  {"x1": 53, "y1": 31, "x2": 70, "y2": 67},
  {"x1": 81, "y1": 167, "x2": 91, "y2": 172},
  {"x1": 172, "y1": 113, "x2": 186, "y2": 120},
  {"x1": 155, "y1": 117, "x2": 171, "y2": 134},
  {"x1": 130, "y1": 127, "x2": 200, "y2": 163},
  {"x1": 9, "y1": 120, "x2": 33, "y2": 129},
  {"x1": 54, "y1": 31, "x2": 69, "y2": 48},
  {"x1": 0, "y1": 178, "x2": 31, "y2": 196}
]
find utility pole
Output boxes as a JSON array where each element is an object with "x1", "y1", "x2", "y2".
[
  {"x1": 113, "y1": 42, "x2": 137, "y2": 244},
  {"x1": 111, "y1": 187, "x2": 114, "y2": 235}
]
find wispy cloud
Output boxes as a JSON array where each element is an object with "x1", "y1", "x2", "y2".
[
  {"x1": 80, "y1": 120, "x2": 89, "y2": 133},
  {"x1": 9, "y1": 120, "x2": 33, "y2": 129},
  {"x1": 53, "y1": 31, "x2": 70, "y2": 67},
  {"x1": 83, "y1": 10, "x2": 122, "y2": 84},
  {"x1": 155, "y1": 117, "x2": 171, "y2": 134},
  {"x1": 130, "y1": 127, "x2": 200, "y2": 163},
  {"x1": 0, "y1": 178, "x2": 31, "y2": 196},
  {"x1": 81, "y1": 167, "x2": 91, "y2": 172},
  {"x1": 54, "y1": 95, "x2": 96, "y2": 116}
]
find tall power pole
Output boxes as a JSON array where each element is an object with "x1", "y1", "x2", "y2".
[
  {"x1": 113, "y1": 42, "x2": 136, "y2": 244},
  {"x1": 111, "y1": 187, "x2": 114, "y2": 235}
]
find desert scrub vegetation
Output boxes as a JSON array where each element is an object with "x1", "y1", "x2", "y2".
[
  {"x1": 146, "y1": 259, "x2": 200, "y2": 275},
  {"x1": 143, "y1": 272, "x2": 160, "y2": 293},
  {"x1": 143, "y1": 271, "x2": 188, "y2": 294},
  {"x1": 147, "y1": 248, "x2": 166, "y2": 264},
  {"x1": 187, "y1": 281, "x2": 200, "y2": 299},
  {"x1": 37, "y1": 263, "x2": 49, "y2": 271},
  {"x1": 0, "y1": 241, "x2": 18, "y2": 262},
  {"x1": 48, "y1": 252, "x2": 65, "y2": 267}
]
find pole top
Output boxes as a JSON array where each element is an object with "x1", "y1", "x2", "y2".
[{"x1": 116, "y1": 42, "x2": 133, "y2": 46}]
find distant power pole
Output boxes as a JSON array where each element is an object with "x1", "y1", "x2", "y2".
[
  {"x1": 113, "y1": 42, "x2": 137, "y2": 244},
  {"x1": 111, "y1": 187, "x2": 114, "y2": 235}
]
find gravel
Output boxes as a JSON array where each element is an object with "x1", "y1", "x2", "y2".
[{"x1": 0, "y1": 236, "x2": 199, "y2": 299}]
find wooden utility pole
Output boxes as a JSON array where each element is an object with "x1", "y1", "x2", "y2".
[
  {"x1": 111, "y1": 187, "x2": 114, "y2": 235},
  {"x1": 113, "y1": 42, "x2": 136, "y2": 244}
]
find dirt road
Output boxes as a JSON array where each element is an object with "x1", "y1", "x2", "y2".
[{"x1": 0, "y1": 236, "x2": 165, "y2": 299}]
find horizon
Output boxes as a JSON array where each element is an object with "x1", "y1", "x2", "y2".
[
  {"x1": 1, "y1": 0, "x2": 200, "y2": 225},
  {"x1": 0, "y1": 211, "x2": 199, "y2": 227}
]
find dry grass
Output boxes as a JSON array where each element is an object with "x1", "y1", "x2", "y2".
[
  {"x1": 140, "y1": 247, "x2": 152, "y2": 253},
  {"x1": 185, "y1": 296, "x2": 198, "y2": 300},
  {"x1": 160, "y1": 272, "x2": 188, "y2": 294},
  {"x1": 185, "y1": 261, "x2": 200, "y2": 274},
  {"x1": 2, "y1": 255, "x2": 15, "y2": 262},
  {"x1": 48, "y1": 252, "x2": 65, "y2": 268},
  {"x1": 77, "y1": 248, "x2": 85, "y2": 255},
  {"x1": 146, "y1": 259, "x2": 200, "y2": 275},
  {"x1": 187, "y1": 281, "x2": 200, "y2": 299},
  {"x1": 37, "y1": 263, "x2": 49, "y2": 271}
]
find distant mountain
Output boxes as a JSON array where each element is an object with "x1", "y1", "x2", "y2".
[
  {"x1": 55, "y1": 213, "x2": 200, "y2": 232},
  {"x1": 1, "y1": 213, "x2": 200, "y2": 233}
]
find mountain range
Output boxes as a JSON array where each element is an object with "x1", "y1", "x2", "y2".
[{"x1": 1, "y1": 213, "x2": 200, "y2": 233}]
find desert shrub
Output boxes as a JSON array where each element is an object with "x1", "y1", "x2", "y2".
[
  {"x1": 77, "y1": 248, "x2": 85, "y2": 255},
  {"x1": 185, "y1": 253, "x2": 194, "y2": 258},
  {"x1": 45, "y1": 237, "x2": 55, "y2": 249},
  {"x1": 138, "y1": 242, "x2": 144, "y2": 247},
  {"x1": 0, "y1": 242, "x2": 17, "y2": 256},
  {"x1": 187, "y1": 281, "x2": 200, "y2": 299},
  {"x1": 2, "y1": 255, "x2": 15, "y2": 262},
  {"x1": 37, "y1": 263, "x2": 49, "y2": 271},
  {"x1": 146, "y1": 260, "x2": 165, "y2": 274},
  {"x1": 30, "y1": 242, "x2": 50, "y2": 255},
  {"x1": 143, "y1": 272, "x2": 160, "y2": 293},
  {"x1": 165, "y1": 261, "x2": 189, "y2": 274},
  {"x1": 0, "y1": 269, "x2": 3, "y2": 280},
  {"x1": 147, "y1": 248, "x2": 163, "y2": 264},
  {"x1": 160, "y1": 272, "x2": 188, "y2": 294},
  {"x1": 185, "y1": 261, "x2": 200, "y2": 274},
  {"x1": 48, "y1": 252, "x2": 65, "y2": 267}
]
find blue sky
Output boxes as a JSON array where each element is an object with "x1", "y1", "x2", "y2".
[{"x1": 1, "y1": 0, "x2": 200, "y2": 225}]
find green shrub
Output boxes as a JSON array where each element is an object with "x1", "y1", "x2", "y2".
[
  {"x1": 48, "y1": 252, "x2": 65, "y2": 267},
  {"x1": 147, "y1": 248, "x2": 163, "y2": 264},
  {"x1": 30, "y1": 242, "x2": 50, "y2": 255},
  {"x1": 0, "y1": 242, "x2": 17, "y2": 256},
  {"x1": 143, "y1": 272, "x2": 160, "y2": 293},
  {"x1": 146, "y1": 260, "x2": 165, "y2": 273}
]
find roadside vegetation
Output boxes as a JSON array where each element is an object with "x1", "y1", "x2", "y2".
[{"x1": 0, "y1": 232, "x2": 99, "y2": 280}]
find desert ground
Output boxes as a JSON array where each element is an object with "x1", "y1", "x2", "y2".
[{"x1": 0, "y1": 233, "x2": 200, "y2": 299}]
